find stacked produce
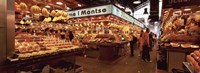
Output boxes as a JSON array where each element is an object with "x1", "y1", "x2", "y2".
[
  {"x1": 15, "y1": 34, "x2": 79, "y2": 59},
  {"x1": 187, "y1": 49, "x2": 200, "y2": 72},
  {"x1": 15, "y1": 2, "x2": 69, "y2": 23},
  {"x1": 52, "y1": 10, "x2": 69, "y2": 22},
  {"x1": 19, "y1": 2, "x2": 28, "y2": 12},
  {"x1": 15, "y1": 2, "x2": 21, "y2": 12},
  {"x1": 42, "y1": 8, "x2": 49, "y2": 17}
]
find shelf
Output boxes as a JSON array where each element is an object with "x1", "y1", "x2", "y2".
[{"x1": 183, "y1": 62, "x2": 195, "y2": 73}]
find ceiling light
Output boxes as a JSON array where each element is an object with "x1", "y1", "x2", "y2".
[
  {"x1": 45, "y1": 5, "x2": 51, "y2": 8},
  {"x1": 133, "y1": 0, "x2": 141, "y2": 4},
  {"x1": 184, "y1": 8, "x2": 191, "y2": 11},
  {"x1": 55, "y1": 10, "x2": 59, "y2": 11},
  {"x1": 56, "y1": 2, "x2": 63, "y2": 5},
  {"x1": 67, "y1": 7, "x2": 70, "y2": 10},
  {"x1": 78, "y1": 4, "x2": 82, "y2": 7}
]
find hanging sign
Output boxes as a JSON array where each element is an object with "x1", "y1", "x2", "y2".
[
  {"x1": 68, "y1": 5, "x2": 144, "y2": 28},
  {"x1": 163, "y1": 0, "x2": 200, "y2": 8},
  {"x1": 112, "y1": 6, "x2": 144, "y2": 28},
  {"x1": 68, "y1": 5, "x2": 112, "y2": 18}
]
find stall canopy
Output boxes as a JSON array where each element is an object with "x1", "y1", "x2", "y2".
[{"x1": 68, "y1": 4, "x2": 145, "y2": 28}]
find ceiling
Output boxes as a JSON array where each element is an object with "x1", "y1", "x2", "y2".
[
  {"x1": 116, "y1": 0, "x2": 148, "y2": 11},
  {"x1": 15, "y1": 0, "x2": 149, "y2": 11},
  {"x1": 15, "y1": 0, "x2": 87, "y2": 10}
]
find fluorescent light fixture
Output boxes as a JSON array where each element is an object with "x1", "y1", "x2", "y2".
[
  {"x1": 45, "y1": 5, "x2": 51, "y2": 8},
  {"x1": 78, "y1": 4, "x2": 82, "y2": 7},
  {"x1": 184, "y1": 8, "x2": 191, "y2": 11},
  {"x1": 133, "y1": 0, "x2": 141, "y2": 4},
  {"x1": 56, "y1": 2, "x2": 63, "y2": 5}
]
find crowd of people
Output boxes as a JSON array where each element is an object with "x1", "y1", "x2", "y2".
[{"x1": 129, "y1": 28, "x2": 157, "y2": 63}]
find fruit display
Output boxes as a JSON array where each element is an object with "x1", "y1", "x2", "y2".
[
  {"x1": 15, "y1": 2, "x2": 21, "y2": 12},
  {"x1": 186, "y1": 49, "x2": 200, "y2": 72},
  {"x1": 42, "y1": 8, "x2": 49, "y2": 17},
  {"x1": 15, "y1": 34, "x2": 79, "y2": 59},
  {"x1": 43, "y1": 17, "x2": 52, "y2": 22},
  {"x1": 30, "y1": 5, "x2": 41, "y2": 14},
  {"x1": 51, "y1": 10, "x2": 56, "y2": 17},
  {"x1": 19, "y1": 2, "x2": 28, "y2": 11},
  {"x1": 52, "y1": 10, "x2": 69, "y2": 22}
]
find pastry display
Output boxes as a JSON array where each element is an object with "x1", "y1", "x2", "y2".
[
  {"x1": 164, "y1": 43, "x2": 171, "y2": 47},
  {"x1": 160, "y1": 6, "x2": 200, "y2": 50},
  {"x1": 191, "y1": 45, "x2": 200, "y2": 48},
  {"x1": 181, "y1": 43, "x2": 191, "y2": 48},
  {"x1": 187, "y1": 50, "x2": 200, "y2": 72},
  {"x1": 170, "y1": 42, "x2": 180, "y2": 47}
]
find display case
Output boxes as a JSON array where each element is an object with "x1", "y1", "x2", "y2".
[{"x1": 159, "y1": 1, "x2": 200, "y2": 72}]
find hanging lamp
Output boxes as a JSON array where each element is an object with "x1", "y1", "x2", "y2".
[{"x1": 133, "y1": 0, "x2": 141, "y2": 4}]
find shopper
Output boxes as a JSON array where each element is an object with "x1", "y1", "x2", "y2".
[
  {"x1": 141, "y1": 28, "x2": 152, "y2": 62},
  {"x1": 68, "y1": 30, "x2": 74, "y2": 41},
  {"x1": 149, "y1": 32, "x2": 153, "y2": 51},
  {"x1": 60, "y1": 29, "x2": 66, "y2": 40},
  {"x1": 138, "y1": 30, "x2": 143, "y2": 57},
  {"x1": 130, "y1": 33, "x2": 137, "y2": 57}
]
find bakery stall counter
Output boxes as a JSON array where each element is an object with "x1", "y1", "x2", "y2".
[{"x1": 159, "y1": 42, "x2": 200, "y2": 72}]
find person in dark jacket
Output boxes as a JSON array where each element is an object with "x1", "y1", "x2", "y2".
[
  {"x1": 68, "y1": 30, "x2": 74, "y2": 41},
  {"x1": 130, "y1": 34, "x2": 138, "y2": 57}
]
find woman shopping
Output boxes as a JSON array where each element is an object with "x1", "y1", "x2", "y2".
[{"x1": 141, "y1": 28, "x2": 152, "y2": 62}]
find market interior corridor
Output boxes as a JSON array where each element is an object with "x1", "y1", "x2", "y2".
[{"x1": 76, "y1": 48, "x2": 157, "y2": 73}]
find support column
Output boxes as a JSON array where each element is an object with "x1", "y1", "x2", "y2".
[{"x1": 0, "y1": 0, "x2": 15, "y2": 65}]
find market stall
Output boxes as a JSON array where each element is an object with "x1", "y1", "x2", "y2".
[
  {"x1": 67, "y1": 4, "x2": 144, "y2": 63},
  {"x1": 159, "y1": 0, "x2": 200, "y2": 72},
  {"x1": 3, "y1": 0, "x2": 85, "y2": 73}
]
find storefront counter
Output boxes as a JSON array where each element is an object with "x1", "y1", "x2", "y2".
[
  {"x1": 97, "y1": 41, "x2": 128, "y2": 64},
  {"x1": 159, "y1": 45, "x2": 199, "y2": 72}
]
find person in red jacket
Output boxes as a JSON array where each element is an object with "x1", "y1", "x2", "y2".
[{"x1": 141, "y1": 28, "x2": 152, "y2": 62}]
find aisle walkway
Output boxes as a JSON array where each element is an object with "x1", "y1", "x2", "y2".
[{"x1": 76, "y1": 49, "x2": 157, "y2": 73}]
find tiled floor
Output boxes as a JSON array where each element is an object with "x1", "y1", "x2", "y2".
[{"x1": 76, "y1": 48, "x2": 158, "y2": 73}]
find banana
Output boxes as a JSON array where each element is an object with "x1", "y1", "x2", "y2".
[
  {"x1": 51, "y1": 10, "x2": 56, "y2": 17},
  {"x1": 19, "y1": 2, "x2": 28, "y2": 11},
  {"x1": 42, "y1": 8, "x2": 49, "y2": 17},
  {"x1": 31, "y1": 5, "x2": 41, "y2": 14}
]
